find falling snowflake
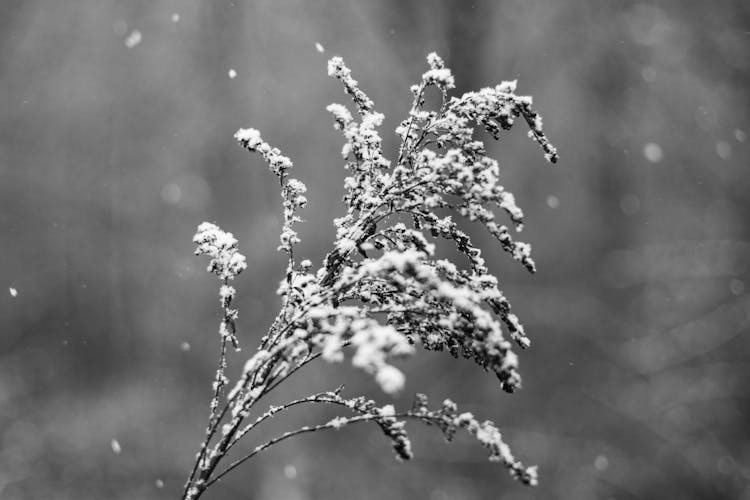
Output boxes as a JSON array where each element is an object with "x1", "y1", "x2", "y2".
[
  {"x1": 715, "y1": 141, "x2": 731, "y2": 160},
  {"x1": 283, "y1": 464, "x2": 297, "y2": 479},
  {"x1": 9, "y1": 287, "x2": 17, "y2": 297},
  {"x1": 111, "y1": 438, "x2": 122, "y2": 454},
  {"x1": 228, "y1": 69, "x2": 237, "y2": 79},
  {"x1": 124, "y1": 30, "x2": 142, "y2": 49},
  {"x1": 315, "y1": 42, "x2": 325, "y2": 53},
  {"x1": 643, "y1": 142, "x2": 663, "y2": 163},
  {"x1": 594, "y1": 455, "x2": 609, "y2": 471},
  {"x1": 171, "y1": 13, "x2": 180, "y2": 23}
]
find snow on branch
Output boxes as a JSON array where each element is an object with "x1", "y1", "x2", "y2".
[{"x1": 183, "y1": 52, "x2": 558, "y2": 500}]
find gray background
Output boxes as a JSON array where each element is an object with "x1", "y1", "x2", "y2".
[{"x1": 1, "y1": 1, "x2": 749, "y2": 498}]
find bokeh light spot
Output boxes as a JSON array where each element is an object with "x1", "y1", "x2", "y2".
[
  {"x1": 284, "y1": 464, "x2": 297, "y2": 479},
  {"x1": 643, "y1": 142, "x2": 663, "y2": 163},
  {"x1": 594, "y1": 455, "x2": 609, "y2": 471},
  {"x1": 161, "y1": 183, "x2": 182, "y2": 205},
  {"x1": 715, "y1": 141, "x2": 731, "y2": 160}
]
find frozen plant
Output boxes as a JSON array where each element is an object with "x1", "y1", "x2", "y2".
[{"x1": 182, "y1": 52, "x2": 558, "y2": 499}]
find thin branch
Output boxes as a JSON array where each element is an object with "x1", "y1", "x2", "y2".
[
  {"x1": 208, "y1": 409, "x2": 427, "y2": 488},
  {"x1": 182, "y1": 334, "x2": 229, "y2": 497},
  {"x1": 229, "y1": 389, "x2": 341, "y2": 448},
  {"x1": 397, "y1": 84, "x2": 426, "y2": 167}
]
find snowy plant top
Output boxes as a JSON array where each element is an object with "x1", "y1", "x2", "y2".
[
  {"x1": 185, "y1": 52, "x2": 558, "y2": 498},
  {"x1": 193, "y1": 222, "x2": 247, "y2": 281}
]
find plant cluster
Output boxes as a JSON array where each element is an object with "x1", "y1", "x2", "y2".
[{"x1": 183, "y1": 52, "x2": 557, "y2": 499}]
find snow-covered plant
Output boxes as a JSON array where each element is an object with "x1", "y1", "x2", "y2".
[{"x1": 182, "y1": 52, "x2": 557, "y2": 499}]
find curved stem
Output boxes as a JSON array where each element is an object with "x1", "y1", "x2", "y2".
[
  {"x1": 229, "y1": 388, "x2": 339, "y2": 448},
  {"x1": 208, "y1": 409, "x2": 426, "y2": 488}
]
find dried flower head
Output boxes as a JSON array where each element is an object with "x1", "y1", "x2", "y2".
[{"x1": 183, "y1": 52, "x2": 557, "y2": 499}]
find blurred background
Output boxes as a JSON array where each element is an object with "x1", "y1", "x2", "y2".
[{"x1": 1, "y1": 0, "x2": 749, "y2": 498}]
